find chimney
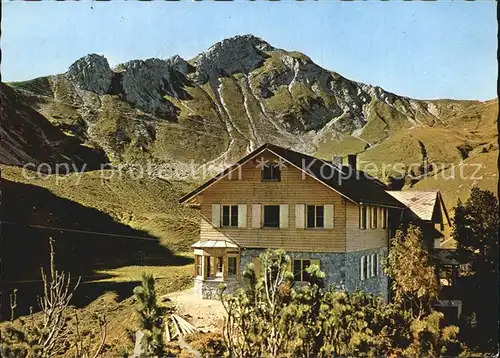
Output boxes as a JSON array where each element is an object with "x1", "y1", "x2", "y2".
[
  {"x1": 347, "y1": 154, "x2": 357, "y2": 169},
  {"x1": 332, "y1": 155, "x2": 343, "y2": 167}
]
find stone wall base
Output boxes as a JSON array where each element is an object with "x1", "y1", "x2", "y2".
[{"x1": 194, "y1": 278, "x2": 240, "y2": 299}]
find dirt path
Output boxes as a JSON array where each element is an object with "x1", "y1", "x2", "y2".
[{"x1": 163, "y1": 288, "x2": 226, "y2": 333}]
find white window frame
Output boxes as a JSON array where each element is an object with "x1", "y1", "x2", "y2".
[
  {"x1": 261, "y1": 163, "x2": 281, "y2": 182},
  {"x1": 359, "y1": 205, "x2": 367, "y2": 230},
  {"x1": 195, "y1": 255, "x2": 203, "y2": 277},
  {"x1": 263, "y1": 205, "x2": 280, "y2": 228},
  {"x1": 381, "y1": 208, "x2": 387, "y2": 229},
  {"x1": 370, "y1": 254, "x2": 376, "y2": 277},
  {"x1": 360, "y1": 256, "x2": 365, "y2": 280},
  {"x1": 293, "y1": 258, "x2": 312, "y2": 282},
  {"x1": 361, "y1": 254, "x2": 380, "y2": 280},
  {"x1": 371, "y1": 207, "x2": 378, "y2": 229},
  {"x1": 306, "y1": 205, "x2": 325, "y2": 228},
  {"x1": 227, "y1": 256, "x2": 238, "y2": 277},
  {"x1": 222, "y1": 204, "x2": 239, "y2": 227}
]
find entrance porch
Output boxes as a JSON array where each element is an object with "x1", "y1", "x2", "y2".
[{"x1": 192, "y1": 240, "x2": 241, "y2": 299}]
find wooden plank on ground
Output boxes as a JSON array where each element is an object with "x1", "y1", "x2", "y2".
[
  {"x1": 165, "y1": 321, "x2": 171, "y2": 342},
  {"x1": 171, "y1": 315, "x2": 182, "y2": 337}
]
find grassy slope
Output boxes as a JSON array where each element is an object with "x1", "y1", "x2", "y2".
[
  {"x1": 412, "y1": 150, "x2": 498, "y2": 213},
  {"x1": 357, "y1": 98, "x2": 498, "y2": 211},
  {"x1": 315, "y1": 134, "x2": 368, "y2": 158},
  {"x1": 1, "y1": 165, "x2": 199, "y2": 354}
]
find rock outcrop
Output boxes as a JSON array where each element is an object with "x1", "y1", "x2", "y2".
[
  {"x1": 167, "y1": 55, "x2": 189, "y2": 75},
  {"x1": 192, "y1": 34, "x2": 274, "y2": 83},
  {"x1": 118, "y1": 59, "x2": 180, "y2": 119},
  {"x1": 66, "y1": 54, "x2": 114, "y2": 94}
]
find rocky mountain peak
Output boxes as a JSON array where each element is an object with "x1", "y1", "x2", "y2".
[
  {"x1": 192, "y1": 34, "x2": 274, "y2": 83},
  {"x1": 66, "y1": 54, "x2": 113, "y2": 94},
  {"x1": 166, "y1": 55, "x2": 189, "y2": 75},
  {"x1": 113, "y1": 58, "x2": 181, "y2": 118}
]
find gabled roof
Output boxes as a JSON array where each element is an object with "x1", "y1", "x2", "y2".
[
  {"x1": 386, "y1": 190, "x2": 450, "y2": 224},
  {"x1": 179, "y1": 143, "x2": 405, "y2": 208}
]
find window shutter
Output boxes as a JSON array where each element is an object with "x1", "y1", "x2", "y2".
[
  {"x1": 238, "y1": 204, "x2": 247, "y2": 228},
  {"x1": 370, "y1": 254, "x2": 375, "y2": 277},
  {"x1": 279, "y1": 204, "x2": 289, "y2": 228},
  {"x1": 252, "y1": 257, "x2": 261, "y2": 277},
  {"x1": 360, "y1": 256, "x2": 365, "y2": 280},
  {"x1": 295, "y1": 204, "x2": 305, "y2": 228},
  {"x1": 212, "y1": 204, "x2": 221, "y2": 227},
  {"x1": 252, "y1": 204, "x2": 261, "y2": 228},
  {"x1": 324, "y1": 204, "x2": 334, "y2": 228},
  {"x1": 311, "y1": 259, "x2": 320, "y2": 269}
]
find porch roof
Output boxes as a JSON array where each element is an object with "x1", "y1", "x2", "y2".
[{"x1": 191, "y1": 239, "x2": 239, "y2": 249}]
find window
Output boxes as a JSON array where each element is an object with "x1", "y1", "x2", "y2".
[
  {"x1": 439, "y1": 266, "x2": 454, "y2": 287},
  {"x1": 195, "y1": 255, "x2": 202, "y2": 276},
  {"x1": 205, "y1": 256, "x2": 211, "y2": 278},
  {"x1": 263, "y1": 205, "x2": 280, "y2": 227},
  {"x1": 371, "y1": 207, "x2": 378, "y2": 229},
  {"x1": 361, "y1": 254, "x2": 380, "y2": 280},
  {"x1": 293, "y1": 259, "x2": 311, "y2": 282},
  {"x1": 228, "y1": 257, "x2": 237, "y2": 276},
  {"x1": 216, "y1": 257, "x2": 223, "y2": 276},
  {"x1": 262, "y1": 163, "x2": 281, "y2": 181},
  {"x1": 381, "y1": 208, "x2": 387, "y2": 229},
  {"x1": 360, "y1": 206, "x2": 367, "y2": 229},
  {"x1": 307, "y1": 205, "x2": 324, "y2": 228},
  {"x1": 222, "y1": 205, "x2": 238, "y2": 227}
]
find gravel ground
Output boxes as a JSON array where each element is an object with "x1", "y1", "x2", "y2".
[{"x1": 163, "y1": 288, "x2": 226, "y2": 333}]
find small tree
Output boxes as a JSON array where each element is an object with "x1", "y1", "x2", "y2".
[
  {"x1": 221, "y1": 249, "x2": 294, "y2": 358},
  {"x1": 285, "y1": 265, "x2": 325, "y2": 357},
  {"x1": 404, "y1": 311, "x2": 461, "y2": 357},
  {"x1": 73, "y1": 312, "x2": 108, "y2": 358},
  {"x1": 453, "y1": 187, "x2": 499, "y2": 351},
  {"x1": 0, "y1": 238, "x2": 107, "y2": 358},
  {"x1": 454, "y1": 187, "x2": 499, "y2": 276},
  {"x1": 320, "y1": 290, "x2": 413, "y2": 357},
  {"x1": 33, "y1": 238, "x2": 81, "y2": 356},
  {"x1": 385, "y1": 225, "x2": 439, "y2": 319},
  {"x1": 133, "y1": 273, "x2": 165, "y2": 357}
]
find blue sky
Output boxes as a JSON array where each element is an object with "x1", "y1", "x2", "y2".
[{"x1": 2, "y1": 1, "x2": 497, "y2": 100}]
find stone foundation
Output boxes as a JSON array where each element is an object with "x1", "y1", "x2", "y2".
[
  {"x1": 240, "y1": 247, "x2": 389, "y2": 301},
  {"x1": 194, "y1": 277, "x2": 240, "y2": 299},
  {"x1": 344, "y1": 247, "x2": 389, "y2": 302},
  {"x1": 195, "y1": 248, "x2": 389, "y2": 301}
]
